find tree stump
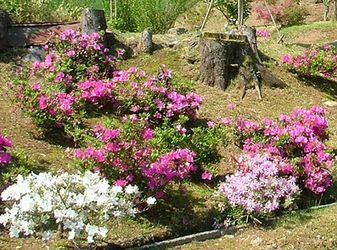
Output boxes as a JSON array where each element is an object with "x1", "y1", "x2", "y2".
[
  {"x1": 198, "y1": 28, "x2": 287, "y2": 99},
  {"x1": 199, "y1": 33, "x2": 248, "y2": 91},
  {"x1": 81, "y1": 9, "x2": 107, "y2": 36},
  {"x1": 0, "y1": 11, "x2": 9, "y2": 51},
  {"x1": 137, "y1": 28, "x2": 153, "y2": 54}
]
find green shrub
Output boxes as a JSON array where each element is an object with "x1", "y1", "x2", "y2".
[
  {"x1": 105, "y1": 0, "x2": 199, "y2": 34},
  {"x1": 0, "y1": 0, "x2": 83, "y2": 22},
  {"x1": 205, "y1": 0, "x2": 252, "y2": 25},
  {"x1": 0, "y1": 0, "x2": 105, "y2": 23}
]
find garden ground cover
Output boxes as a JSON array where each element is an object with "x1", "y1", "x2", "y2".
[{"x1": 1, "y1": 1, "x2": 337, "y2": 249}]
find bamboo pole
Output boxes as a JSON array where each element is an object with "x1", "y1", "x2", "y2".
[
  {"x1": 114, "y1": 0, "x2": 117, "y2": 25},
  {"x1": 109, "y1": 0, "x2": 113, "y2": 20},
  {"x1": 263, "y1": 0, "x2": 284, "y2": 43},
  {"x1": 238, "y1": 0, "x2": 244, "y2": 29},
  {"x1": 200, "y1": 0, "x2": 215, "y2": 33}
]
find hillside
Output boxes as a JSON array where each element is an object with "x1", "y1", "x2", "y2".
[{"x1": 1, "y1": 1, "x2": 337, "y2": 249}]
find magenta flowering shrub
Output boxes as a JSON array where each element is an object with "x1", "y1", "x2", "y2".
[
  {"x1": 10, "y1": 30, "x2": 120, "y2": 140},
  {"x1": 220, "y1": 106, "x2": 333, "y2": 194},
  {"x1": 113, "y1": 65, "x2": 204, "y2": 125},
  {"x1": 37, "y1": 29, "x2": 117, "y2": 86},
  {"x1": 70, "y1": 115, "x2": 197, "y2": 197},
  {"x1": 256, "y1": 29, "x2": 271, "y2": 38},
  {"x1": 10, "y1": 30, "x2": 203, "y2": 142},
  {"x1": 253, "y1": 0, "x2": 306, "y2": 26},
  {"x1": 217, "y1": 153, "x2": 299, "y2": 214},
  {"x1": 0, "y1": 133, "x2": 12, "y2": 166},
  {"x1": 149, "y1": 116, "x2": 228, "y2": 177},
  {"x1": 281, "y1": 44, "x2": 337, "y2": 78}
]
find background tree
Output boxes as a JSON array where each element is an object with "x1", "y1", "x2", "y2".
[{"x1": 205, "y1": 0, "x2": 252, "y2": 25}]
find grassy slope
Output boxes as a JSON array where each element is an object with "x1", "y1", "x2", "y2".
[{"x1": 2, "y1": 4, "x2": 337, "y2": 249}]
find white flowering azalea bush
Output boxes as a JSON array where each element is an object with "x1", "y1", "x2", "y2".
[{"x1": 0, "y1": 170, "x2": 155, "y2": 243}]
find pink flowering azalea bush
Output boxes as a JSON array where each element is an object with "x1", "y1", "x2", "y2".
[
  {"x1": 0, "y1": 132, "x2": 12, "y2": 198},
  {"x1": 256, "y1": 29, "x2": 271, "y2": 38},
  {"x1": 34, "y1": 29, "x2": 117, "y2": 86},
  {"x1": 149, "y1": 116, "x2": 228, "y2": 178},
  {"x1": 10, "y1": 30, "x2": 118, "y2": 141},
  {"x1": 10, "y1": 29, "x2": 204, "y2": 142},
  {"x1": 212, "y1": 106, "x2": 336, "y2": 226},
  {"x1": 70, "y1": 115, "x2": 197, "y2": 198},
  {"x1": 113, "y1": 65, "x2": 204, "y2": 125},
  {"x1": 216, "y1": 153, "x2": 299, "y2": 216},
  {"x1": 281, "y1": 44, "x2": 337, "y2": 78},
  {"x1": 0, "y1": 133, "x2": 11, "y2": 166},
  {"x1": 220, "y1": 106, "x2": 333, "y2": 195},
  {"x1": 253, "y1": 0, "x2": 306, "y2": 27}
]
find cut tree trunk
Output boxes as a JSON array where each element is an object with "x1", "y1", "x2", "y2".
[
  {"x1": 0, "y1": 11, "x2": 9, "y2": 50},
  {"x1": 198, "y1": 28, "x2": 287, "y2": 99},
  {"x1": 81, "y1": 9, "x2": 107, "y2": 36}
]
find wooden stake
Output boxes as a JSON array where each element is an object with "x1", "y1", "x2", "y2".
[
  {"x1": 200, "y1": 0, "x2": 215, "y2": 33},
  {"x1": 114, "y1": 0, "x2": 118, "y2": 25},
  {"x1": 263, "y1": 0, "x2": 284, "y2": 44},
  {"x1": 238, "y1": 0, "x2": 244, "y2": 29}
]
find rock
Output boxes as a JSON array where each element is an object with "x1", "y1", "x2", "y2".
[
  {"x1": 165, "y1": 40, "x2": 178, "y2": 48},
  {"x1": 183, "y1": 55, "x2": 197, "y2": 64},
  {"x1": 250, "y1": 237, "x2": 263, "y2": 246},
  {"x1": 324, "y1": 100, "x2": 337, "y2": 107},
  {"x1": 137, "y1": 28, "x2": 153, "y2": 54},
  {"x1": 22, "y1": 46, "x2": 45, "y2": 62},
  {"x1": 168, "y1": 27, "x2": 188, "y2": 35}
]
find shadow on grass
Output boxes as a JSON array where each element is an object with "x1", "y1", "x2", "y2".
[
  {"x1": 301, "y1": 75, "x2": 337, "y2": 98},
  {"x1": 0, "y1": 48, "x2": 26, "y2": 64},
  {"x1": 291, "y1": 43, "x2": 312, "y2": 49},
  {"x1": 33, "y1": 128, "x2": 78, "y2": 148},
  {"x1": 262, "y1": 209, "x2": 313, "y2": 231},
  {"x1": 142, "y1": 188, "x2": 217, "y2": 237}
]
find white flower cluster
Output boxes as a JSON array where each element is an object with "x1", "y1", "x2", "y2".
[{"x1": 0, "y1": 171, "x2": 155, "y2": 243}]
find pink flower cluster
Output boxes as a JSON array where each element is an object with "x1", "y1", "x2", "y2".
[
  {"x1": 70, "y1": 115, "x2": 197, "y2": 197},
  {"x1": 253, "y1": 0, "x2": 305, "y2": 26},
  {"x1": 0, "y1": 133, "x2": 12, "y2": 165},
  {"x1": 12, "y1": 28, "x2": 204, "y2": 143},
  {"x1": 218, "y1": 153, "x2": 299, "y2": 213},
  {"x1": 31, "y1": 29, "x2": 116, "y2": 89},
  {"x1": 281, "y1": 44, "x2": 337, "y2": 77},
  {"x1": 78, "y1": 79, "x2": 118, "y2": 106},
  {"x1": 112, "y1": 66, "x2": 204, "y2": 124},
  {"x1": 254, "y1": 4, "x2": 282, "y2": 23},
  {"x1": 38, "y1": 92, "x2": 77, "y2": 117},
  {"x1": 256, "y1": 29, "x2": 271, "y2": 37},
  {"x1": 142, "y1": 148, "x2": 196, "y2": 192},
  {"x1": 220, "y1": 106, "x2": 333, "y2": 194}
]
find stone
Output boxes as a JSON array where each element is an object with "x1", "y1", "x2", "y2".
[
  {"x1": 137, "y1": 28, "x2": 153, "y2": 54},
  {"x1": 22, "y1": 46, "x2": 45, "y2": 62},
  {"x1": 168, "y1": 27, "x2": 188, "y2": 35},
  {"x1": 250, "y1": 237, "x2": 263, "y2": 246},
  {"x1": 165, "y1": 40, "x2": 178, "y2": 48},
  {"x1": 324, "y1": 100, "x2": 337, "y2": 107}
]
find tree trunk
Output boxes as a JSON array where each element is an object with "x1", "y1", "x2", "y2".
[
  {"x1": 198, "y1": 29, "x2": 287, "y2": 99},
  {"x1": 0, "y1": 11, "x2": 9, "y2": 51},
  {"x1": 81, "y1": 9, "x2": 107, "y2": 35}
]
